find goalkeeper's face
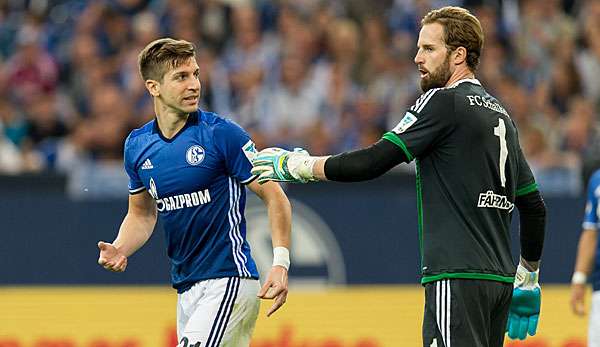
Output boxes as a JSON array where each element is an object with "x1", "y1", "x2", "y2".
[
  {"x1": 157, "y1": 57, "x2": 202, "y2": 115},
  {"x1": 415, "y1": 23, "x2": 453, "y2": 92}
]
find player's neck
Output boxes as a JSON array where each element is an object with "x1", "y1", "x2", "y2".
[
  {"x1": 155, "y1": 103, "x2": 189, "y2": 139},
  {"x1": 445, "y1": 67, "x2": 475, "y2": 88}
]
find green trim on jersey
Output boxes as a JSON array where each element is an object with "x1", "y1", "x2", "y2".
[
  {"x1": 421, "y1": 272, "x2": 515, "y2": 284},
  {"x1": 516, "y1": 182, "x2": 538, "y2": 196},
  {"x1": 416, "y1": 160, "x2": 424, "y2": 269},
  {"x1": 382, "y1": 132, "x2": 414, "y2": 161}
]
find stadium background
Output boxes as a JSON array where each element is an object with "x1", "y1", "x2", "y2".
[{"x1": 0, "y1": 0, "x2": 598, "y2": 346}]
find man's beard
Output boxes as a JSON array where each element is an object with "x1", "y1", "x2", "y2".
[{"x1": 420, "y1": 55, "x2": 452, "y2": 92}]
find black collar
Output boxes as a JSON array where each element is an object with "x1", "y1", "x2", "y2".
[{"x1": 153, "y1": 111, "x2": 198, "y2": 143}]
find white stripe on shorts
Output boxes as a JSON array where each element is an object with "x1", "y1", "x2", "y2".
[
  {"x1": 205, "y1": 277, "x2": 241, "y2": 347},
  {"x1": 436, "y1": 279, "x2": 451, "y2": 347}
]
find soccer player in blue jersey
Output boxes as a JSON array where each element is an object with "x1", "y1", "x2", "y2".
[
  {"x1": 571, "y1": 169, "x2": 600, "y2": 347},
  {"x1": 96, "y1": 38, "x2": 292, "y2": 347}
]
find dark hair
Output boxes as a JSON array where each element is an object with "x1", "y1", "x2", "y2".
[
  {"x1": 422, "y1": 6, "x2": 484, "y2": 71},
  {"x1": 138, "y1": 38, "x2": 196, "y2": 81}
]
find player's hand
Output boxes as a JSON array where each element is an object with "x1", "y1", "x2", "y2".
[
  {"x1": 251, "y1": 147, "x2": 315, "y2": 184},
  {"x1": 257, "y1": 266, "x2": 288, "y2": 317},
  {"x1": 97, "y1": 241, "x2": 128, "y2": 272},
  {"x1": 506, "y1": 265, "x2": 541, "y2": 340},
  {"x1": 570, "y1": 283, "x2": 586, "y2": 316}
]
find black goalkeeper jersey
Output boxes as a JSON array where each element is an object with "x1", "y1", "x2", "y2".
[{"x1": 382, "y1": 79, "x2": 537, "y2": 284}]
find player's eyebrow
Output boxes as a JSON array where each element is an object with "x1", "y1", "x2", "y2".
[{"x1": 171, "y1": 71, "x2": 189, "y2": 79}]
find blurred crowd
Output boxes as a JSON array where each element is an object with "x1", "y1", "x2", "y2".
[{"x1": 0, "y1": 0, "x2": 599, "y2": 197}]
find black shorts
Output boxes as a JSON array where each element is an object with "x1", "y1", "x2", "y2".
[{"x1": 422, "y1": 279, "x2": 513, "y2": 347}]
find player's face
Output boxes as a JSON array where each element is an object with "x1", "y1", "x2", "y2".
[
  {"x1": 415, "y1": 23, "x2": 453, "y2": 92},
  {"x1": 158, "y1": 57, "x2": 201, "y2": 115}
]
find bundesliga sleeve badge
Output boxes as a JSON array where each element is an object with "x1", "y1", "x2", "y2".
[
  {"x1": 242, "y1": 140, "x2": 257, "y2": 162},
  {"x1": 392, "y1": 112, "x2": 418, "y2": 134}
]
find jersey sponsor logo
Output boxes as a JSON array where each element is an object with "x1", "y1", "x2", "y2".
[
  {"x1": 392, "y1": 112, "x2": 418, "y2": 134},
  {"x1": 149, "y1": 178, "x2": 159, "y2": 199},
  {"x1": 242, "y1": 140, "x2": 257, "y2": 162},
  {"x1": 466, "y1": 95, "x2": 509, "y2": 116},
  {"x1": 141, "y1": 158, "x2": 154, "y2": 170},
  {"x1": 186, "y1": 145, "x2": 205, "y2": 166},
  {"x1": 477, "y1": 190, "x2": 514, "y2": 212},
  {"x1": 155, "y1": 189, "x2": 211, "y2": 212},
  {"x1": 148, "y1": 177, "x2": 211, "y2": 212}
]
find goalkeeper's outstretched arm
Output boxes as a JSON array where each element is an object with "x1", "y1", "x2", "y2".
[
  {"x1": 251, "y1": 139, "x2": 409, "y2": 184},
  {"x1": 299, "y1": 139, "x2": 409, "y2": 182}
]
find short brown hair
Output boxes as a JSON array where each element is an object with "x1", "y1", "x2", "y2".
[
  {"x1": 138, "y1": 38, "x2": 196, "y2": 81},
  {"x1": 422, "y1": 6, "x2": 484, "y2": 71}
]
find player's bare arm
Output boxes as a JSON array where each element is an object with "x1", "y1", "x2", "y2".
[
  {"x1": 247, "y1": 180, "x2": 291, "y2": 316},
  {"x1": 570, "y1": 228, "x2": 597, "y2": 315},
  {"x1": 97, "y1": 192, "x2": 157, "y2": 272}
]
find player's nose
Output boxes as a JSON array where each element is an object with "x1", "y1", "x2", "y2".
[
  {"x1": 414, "y1": 52, "x2": 424, "y2": 65},
  {"x1": 187, "y1": 80, "x2": 200, "y2": 92}
]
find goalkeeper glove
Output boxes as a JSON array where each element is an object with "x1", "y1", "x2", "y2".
[
  {"x1": 251, "y1": 147, "x2": 317, "y2": 184},
  {"x1": 506, "y1": 263, "x2": 541, "y2": 340}
]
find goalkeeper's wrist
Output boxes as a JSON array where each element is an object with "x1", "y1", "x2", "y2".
[
  {"x1": 272, "y1": 246, "x2": 290, "y2": 270},
  {"x1": 289, "y1": 154, "x2": 318, "y2": 182},
  {"x1": 514, "y1": 263, "x2": 539, "y2": 289},
  {"x1": 571, "y1": 271, "x2": 587, "y2": 285}
]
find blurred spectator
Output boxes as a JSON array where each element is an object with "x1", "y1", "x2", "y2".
[
  {"x1": 257, "y1": 47, "x2": 326, "y2": 148},
  {"x1": 119, "y1": 10, "x2": 161, "y2": 118},
  {"x1": 1, "y1": 25, "x2": 59, "y2": 104},
  {"x1": 564, "y1": 97, "x2": 596, "y2": 154},
  {"x1": 23, "y1": 92, "x2": 69, "y2": 168},
  {"x1": 575, "y1": 0, "x2": 600, "y2": 106},
  {"x1": 198, "y1": 0, "x2": 231, "y2": 52},
  {"x1": 0, "y1": 0, "x2": 597, "y2": 198},
  {"x1": 515, "y1": 0, "x2": 576, "y2": 89},
  {"x1": 0, "y1": 99, "x2": 28, "y2": 147},
  {"x1": 0, "y1": 125, "x2": 24, "y2": 174}
]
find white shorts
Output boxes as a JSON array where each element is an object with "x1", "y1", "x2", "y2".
[
  {"x1": 590, "y1": 291, "x2": 600, "y2": 347},
  {"x1": 177, "y1": 277, "x2": 260, "y2": 347}
]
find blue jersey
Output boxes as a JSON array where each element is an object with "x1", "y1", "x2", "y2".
[
  {"x1": 124, "y1": 110, "x2": 259, "y2": 293},
  {"x1": 583, "y1": 169, "x2": 600, "y2": 291}
]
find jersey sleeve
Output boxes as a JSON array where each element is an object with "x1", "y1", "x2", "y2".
[
  {"x1": 583, "y1": 174, "x2": 600, "y2": 230},
  {"x1": 381, "y1": 88, "x2": 455, "y2": 161},
  {"x1": 123, "y1": 134, "x2": 145, "y2": 194},
  {"x1": 514, "y1": 127, "x2": 538, "y2": 196},
  {"x1": 514, "y1": 148, "x2": 538, "y2": 196},
  {"x1": 214, "y1": 119, "x2": 257, "y2": 184}
]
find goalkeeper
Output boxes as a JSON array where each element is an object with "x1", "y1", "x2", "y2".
[{"x1": 252, "y1": 6, "x2": 545, "y2": 347}]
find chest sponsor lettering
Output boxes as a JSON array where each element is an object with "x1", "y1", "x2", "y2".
[
  {"x1": 477, "y1": 190, "x2": 514, "y2": 212},
  {"x1": 148, "y1": 177, "x2": 211, "y2": 212}
]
